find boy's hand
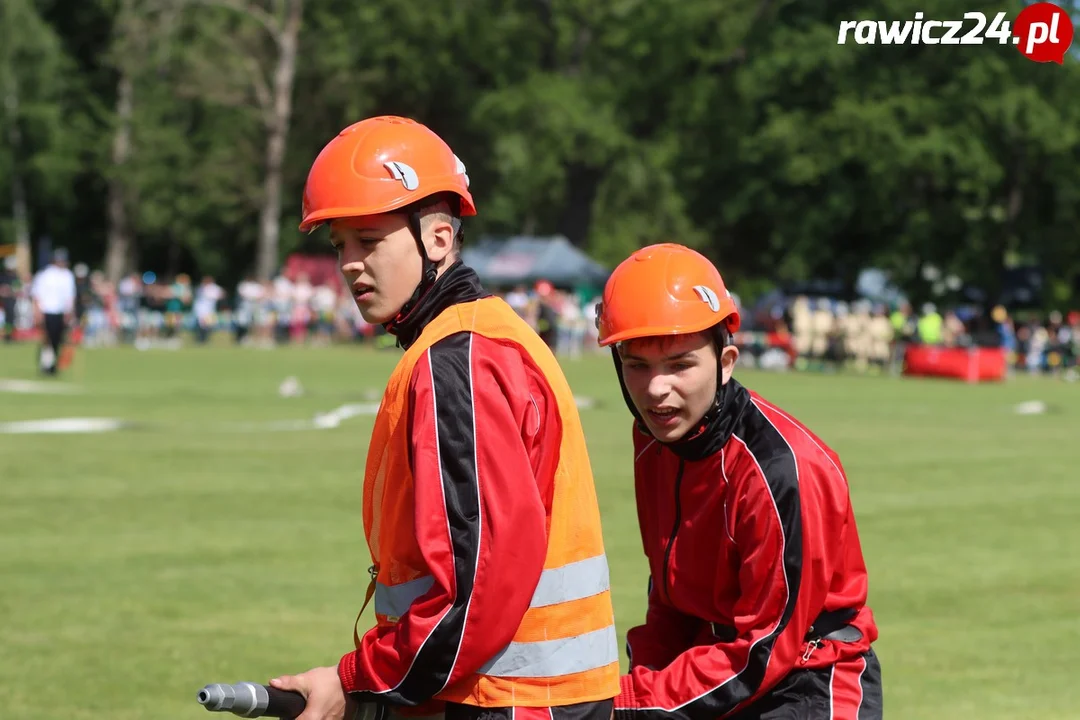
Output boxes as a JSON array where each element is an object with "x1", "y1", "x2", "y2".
[{"x1": 270, "y1": 666, "x2": 351, "y2": 720}]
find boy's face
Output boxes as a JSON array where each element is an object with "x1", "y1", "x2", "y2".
[
  {"x1": 618, "y1": 331, "x2": 738, "y2": 443},
  {"x1": 328, "y1": 213, "x2": 425, "y2": 324}
]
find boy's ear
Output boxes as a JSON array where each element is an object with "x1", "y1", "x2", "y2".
[
  {"x1": 720, "y1": 345, "x2": 740, "y2": 384},
  {"x1": 425, "y1": 218, "x2": 456, "y2": 264}
]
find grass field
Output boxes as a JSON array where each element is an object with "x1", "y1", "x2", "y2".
[{"x1": 2, "y1": 342, "x2": 1079, "y2": 719}]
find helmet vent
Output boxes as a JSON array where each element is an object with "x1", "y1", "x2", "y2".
[
  {"x1": 384, "y1": 161, "x2": 420, "y2": 190},
  {"x1": 693, "y1": 285, "x2": 721, "y2": 312}
]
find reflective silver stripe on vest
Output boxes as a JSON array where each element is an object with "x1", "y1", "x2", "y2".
[
  {"x1": 530, "y1": 554, "x2": 611, "y2": 608},
  {"x1": 377, "y1": 555, "x2": 610, "y2": 618},
  {"x1": 375, "y1": 575, "x2": 435, "y2": 618},
  {"x1": 479, "y1": 624, "x2": 619, "y2": 678}
]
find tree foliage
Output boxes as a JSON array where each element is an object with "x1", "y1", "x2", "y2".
[{"x1": 1, "y1": 0, "x2": 1077, "y2": 305}]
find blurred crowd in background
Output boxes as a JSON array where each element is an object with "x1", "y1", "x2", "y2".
[
  {"x1": 2, "y1": 255, "x2": 1077, "y2": 379},
  {"x1": 4, "y1": 1, "x2": 1080, "y2": 389}
]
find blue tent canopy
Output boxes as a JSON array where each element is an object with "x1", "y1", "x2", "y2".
[{"x1": 462, "y1": 235, "x2": 609, "y2": 288}]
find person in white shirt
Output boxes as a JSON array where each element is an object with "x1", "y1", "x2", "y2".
[
  {"x1": 233, "y1": 276, "x2": 264, "y2": 345},
  {"x1": 193, "y1": 275, "x2": 225, "y2": 344},
  {"x1": 311, "y1": 282, "x2": 338, "y2": 345},
  {"x1": 30, "y1": 247, "x2": 77, "y2": 375}
]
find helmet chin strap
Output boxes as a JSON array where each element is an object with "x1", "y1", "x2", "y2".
[
  {"x1": 406, "y1": 210, "x2": 437, "y2": 305},
  {"x1": 610, "y1": 347, "x2": 646, "y2": 431},
  {"x1": 386, "y1": 208, "x2": 464, "y2": 334}
]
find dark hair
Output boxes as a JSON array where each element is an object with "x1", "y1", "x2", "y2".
[{"x1": 403, "y1": 193, "x2": 464, "y2": 254}]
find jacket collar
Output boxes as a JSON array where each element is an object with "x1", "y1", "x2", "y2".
[{"x1": 383, "y1": 261, "x2": 489, "y2": 350}]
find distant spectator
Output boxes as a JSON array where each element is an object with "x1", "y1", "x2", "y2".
[
  {"x1": 0, "y1": 255, "x2": 18, "y2": 343},
  {"x1": 193, "y1": 276, "x2": 225, "y2": 344},
  {"x1": 30, "y1": 247, "x2": 77, "y2": 375}
]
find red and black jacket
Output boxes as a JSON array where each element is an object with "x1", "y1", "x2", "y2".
[
  {"x1": 338, "y1": 263, "x2": 566, "y2": 708},
  {"x1": 614, "y1": 378, "x2": 878, "y2": 720}
]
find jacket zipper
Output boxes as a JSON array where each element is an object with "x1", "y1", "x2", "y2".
[{"x1": 661, "y1": 459, "x2": 685, "y2": 602}]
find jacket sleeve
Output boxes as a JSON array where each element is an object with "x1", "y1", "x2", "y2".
[
  {"x1": 624, "y1": 575, "x2": 698, "y2": 671},
  {"x1": 338, "y1": 332, "x2": 550, "y2": 706},
  {"x1": 614, "y1": 450, "x2": 821, "y2": 720}
]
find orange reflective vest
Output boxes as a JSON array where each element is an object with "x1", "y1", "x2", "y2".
[{"x1": 357, "y1": 296, "x2": 619, "y2": 707}]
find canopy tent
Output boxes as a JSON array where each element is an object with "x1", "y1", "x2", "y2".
[{"x1": 462, "y1": 235, "x2": 609, "y2": 288}]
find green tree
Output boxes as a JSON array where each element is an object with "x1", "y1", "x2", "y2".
[{"x1": 0, "y1": 0, "x2": 87, "y2": 276}]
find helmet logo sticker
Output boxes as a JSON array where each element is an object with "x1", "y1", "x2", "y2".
[
  {"x1": 454, "y1": 155, "x2": 470, "y2": 188},
  {"x1": 384, "y1": 161, "x2": 420, "y2": 191},
  {"x1": 693, "y1": 285, "x2": 721, "y2": 312}
]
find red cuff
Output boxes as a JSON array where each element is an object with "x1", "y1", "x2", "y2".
[
  {"x1": 338, "y1": 651, "x2": 361, "y2": 693},
  {"x1": 614, "y1": 674, "x2": 639, "y2": 719}
]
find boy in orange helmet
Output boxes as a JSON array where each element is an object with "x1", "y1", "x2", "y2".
[
  {"x1": 596, "y1": 244, "x2": 882, "y2": 720},
  {"x1": 269, "y1": 116, "x2": 619, "y2": 720}
]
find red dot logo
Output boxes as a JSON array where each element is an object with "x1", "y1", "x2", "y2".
[{"x1": 1014, "y1": 2, "x2": 1074, "y2": 64}]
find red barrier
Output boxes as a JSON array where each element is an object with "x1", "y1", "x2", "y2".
[
  {"x1": 903, "y1": 345, "x2": 1007, "y2": 383},
  {"x1": 12, "y1": 328, "x2": 40, "y2": 342},
  {"x1": 282, "y1": 253, "x2": 342, "y2": 287},
  {"x1": 10, "y1": 326, "x2": 84, "y2": 344}
]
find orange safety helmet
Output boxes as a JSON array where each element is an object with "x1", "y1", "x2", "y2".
[
  {"x1": 299, "y1": 116, "x2": 476, "y2": 233},
  {"x1": 597, "y1": 243, "x2": 740, "y2": 347}
]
